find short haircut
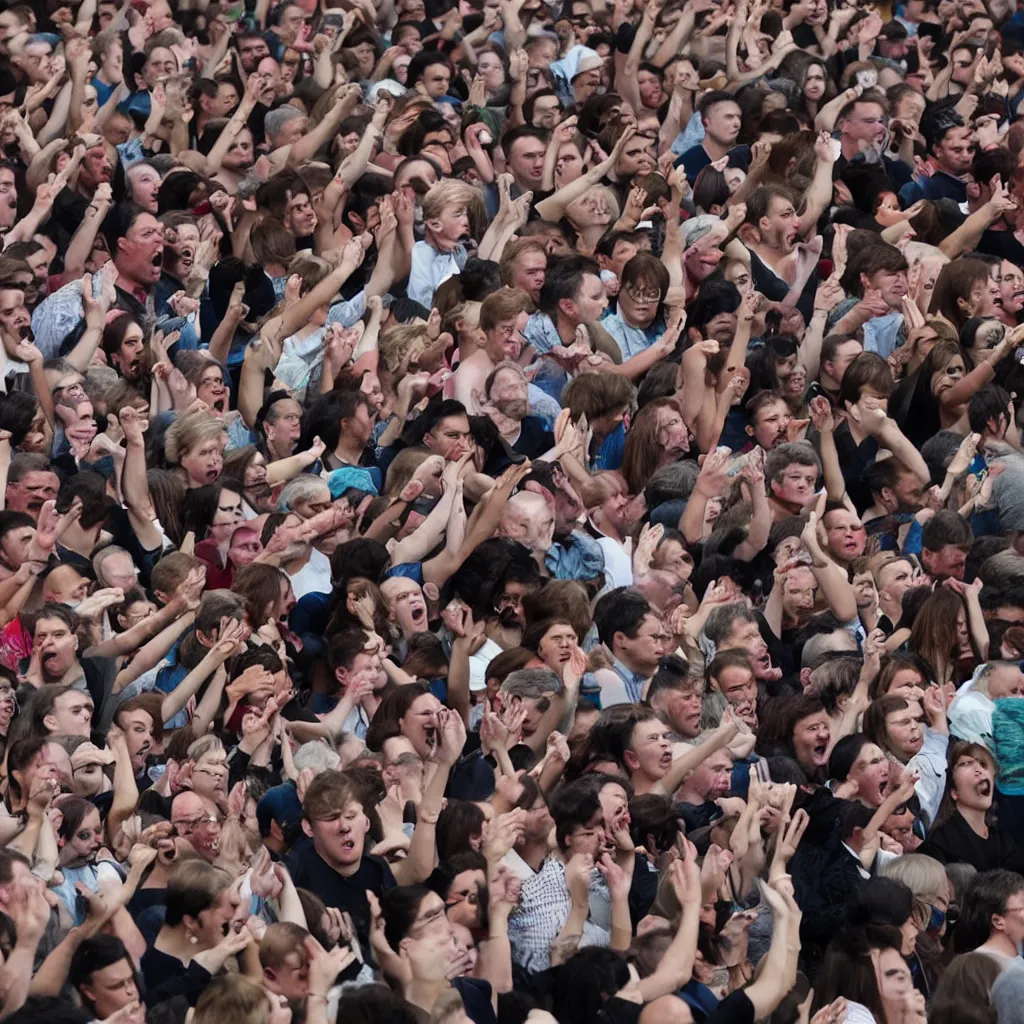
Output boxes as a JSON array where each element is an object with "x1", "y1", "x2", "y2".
[
  {"x1": 537, "y1": 253, "x2": 601, "y2": 318},
  {"x1": 921, "y1": 510, "x2": 973, "y2": 552},
  {"x1": 764, "y1": 440, "x2": 821, "y2": 486},
  {"x1": 561, "y1": 372, "x2": 636, "y2": 422},
  {"x1": 593, "y1": 587, "x2": 652, "y2": 648},
  {"x1": 479, "y1": 288, "x2": 531, "y2": 333}
]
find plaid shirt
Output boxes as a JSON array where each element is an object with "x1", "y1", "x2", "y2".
[{"x1": 507, "y1": 857, "x2": 609, "y2": 973}]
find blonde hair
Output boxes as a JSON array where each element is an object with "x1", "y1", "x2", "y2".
[
  {"x1": 193, "y1": 974, "x2": 273, "y2": 1024},
  {"x1": 422, "y1": 178, "x2": 478, "y2": 221},
  {"x1": 881, "y1": 853, "x2": 948, "y2": 925},
  {"x1": 165, "y1": 411, "x2": 227, "y2": 465},
  {"x1": 379, "y1": 323, "x2": 431, "y2": 376},
  {"x1": 385, "y1": 447, "x2": 431, "y2": 497},
  {"x1": 480, "y1": 287, "x2": 531, "y2": 333}
]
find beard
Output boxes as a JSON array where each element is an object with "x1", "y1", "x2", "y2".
[{"x1": 495, "y1": 397, "x2": 529, "y2": 420}]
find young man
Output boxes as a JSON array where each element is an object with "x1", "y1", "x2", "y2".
[
  {"x1": 676, "y1": 91, "x2": 748, "y2": 185},
  {"x1": 590, "y1": 588, "x2": 668, "y2": 705}
]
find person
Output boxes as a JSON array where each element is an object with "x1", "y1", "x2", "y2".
[{"x1": 8, "y1": 4, "x2": 1024, "y2": 1023}]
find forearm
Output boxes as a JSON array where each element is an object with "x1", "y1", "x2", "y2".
[
  {"x1": 818, "y1": 427, "x2": 846, "y2": 501},
  {"x1": 800, "y1": 308, "x2": 828, "y2": 380},
  {"x1": 679, "y1": 486, "x2": 710, "y2": 545},
  {"x1": 393, "y1": 759, "x2": 448, "y2": 884},
  {"x1": 265, "y1": 450, "x2": 319, "y2": 486},
  {"x1": 811, "y1": 560, "x2": 857, "y2": 622},
  {"x1": 65, "y1": 322, "x2": 104, "y2": 374},
  {"x1": 63, "y1": 203, "x2": 108, "y2": 279},
  {"x1": 535, "y1": 161, "x2": 612, "y2": 221},
  {"x1": 798, "y1": 159, "x2": 835, "y2": 235},
  {"x1": 638, "y1": 901, "x2": 699, "y2": 1000},
  {"x1": 814, "y1": 91, "x2": 852, "y2": 132},
  {"x1": 390, "y1": 488, "x2": 454, "y2": 563},
  {"x1": 160, "y1": 653, "x2": 220, "y2": 724},
  {"x1": 107, "y1": 744, "x2": 140, "y2": 844},
  {"x1": 112, "y1": 612, "x2": 195, "y2": 694},
  {"x1": 965, "y1": 596, "x2": 989, "y2": 660},
  {"x1": 239, "y1": 348, "x2": 267, "y2": 429},
  {"x1": 206, "y1": 312, "x2": 239, "y2": 366},
  {"x1": 877, "y1": 423, "x2": 931, "y2": 484},
  {"x1": 0, "y1": 941, "x2": 38, "y2": 1015},
  {"x1": 191, "y1": 669, "x2": 227, "y2": 737},
  {"x1": 656, "y1": 725, "x2": 735, "y2": 796},
  {"x1": 733, "y1": 489, "x2": 770, "y2": 561},
  {"x1": 287, "y1": 105, "x2": 348, "y2": 165},
  {"x1": 66, "y1": 71, "x2": 88, "y2": 141},
  {"x1": 28, "y1": 926, "x2": 89, "y2": 997},
  {"x1": 205, "y1": 102, "x2": 256, "y2": 172},
  {"x1": 7, "y1": 812, "x2": 42, "y2": 861}
]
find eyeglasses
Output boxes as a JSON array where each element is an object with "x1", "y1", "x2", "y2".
[
  {"x1": 625, "y1": 285, "x2": 662, "y2": 303},
  {"x1": 171, "y1": 814, "x2": 220, "y2": 834}
]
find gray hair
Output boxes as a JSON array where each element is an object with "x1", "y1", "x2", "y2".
[
  {"x1": 764, "y1": 441, "x2": 821, "y2": 487},
  {"x1": 703, "y1": 603, "x2": 755, "y2": 647},
  {"x1": 293, "y1": 741, "x2": 341, "y2": 773},
  {"x1": 500, "y1": 667, "x2": 562, "y2": 699},
  {"x1": 800, "y1": 629, "x2": 859, "y2": 669},
  {"x1": 265, "y1": 105, "x2": 304, "y2": 143},
  {"x1": 278, "y1": 476, "x2": 330, "y2": 512},
  {"x1": 93, "y1": 544, "x2": 133, "y2": 584}
]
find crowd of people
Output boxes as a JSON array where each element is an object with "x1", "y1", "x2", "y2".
[{"x1": 8, "y1": 0, "x2": 1024, "y2": 1021}]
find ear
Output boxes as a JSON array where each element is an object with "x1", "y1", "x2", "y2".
[
  {"x1": 745, "y1": 424, "x2": 755, "y2": 438},
  {"x1": 799, "y1": 667, "x2": 812, "y2": 690},
  {"x1": 43, "y1": 713, "x2": 58, "y2": 734},
  {"x1": 623, "y1": 749, "x2": 640, "y2": 771},
  {"x1": 425, "y1": 216, "x2": 445, "y2": 236},
  {"x1": 967, "y1": 181, "x2": 981, "y2": 200},
  {"x1": 334, "y1": 666, "x2": 348, "y2": 688},
  {"x1": 301, "y1": 819, "x2": 313, "y2": 839},
  {"x1": 269, "y1": 819, "x2": 284, "y2": 842},
  {"x1": 557, "y1": 296, "x2": 576, "y2": 320}
]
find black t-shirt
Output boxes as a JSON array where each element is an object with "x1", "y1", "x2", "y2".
[
  {"x1": 453, "y1": 977, "x2": 497, "y2": 1024},
  {"x1": 979, "y1": 228, "x2": 1024, "y2": 266},
  {"x1": 749, "y1": 250, "x2": 818, "y2": 326},
  {"x1": 287, "y1": 846, "x2": 396, "y2": 960}
]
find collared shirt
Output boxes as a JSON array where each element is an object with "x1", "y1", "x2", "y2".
[
  {"x1": 507, "y1": 856, "x2": 609, "y2": 972},
  {"x1": 949, "y1": 673, "x2": 995, "y2": 748},
  {"x1": 906, "y1": 728, "x2": 950, "y2": 829},
  {"x1": 603, "y1": 311, "x2": 663, "y2": 361},
  {"x1": 409, "y1": 240, "x2": 467, "y2": 308}
]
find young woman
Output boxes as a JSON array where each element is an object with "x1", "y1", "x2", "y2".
[
  {"x1": 184, "y1": 483, "x2": 246, "y2": 589},
  {"x1": 919, "y1": 741, "x2": 1024, "y2": 873}
]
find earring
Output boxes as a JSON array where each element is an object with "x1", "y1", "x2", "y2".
[{"x1": 188, "y1": 933, "x2": 198, "y2": 945}]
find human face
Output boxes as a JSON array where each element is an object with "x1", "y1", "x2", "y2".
[
  {"x1": 792, "y1": 711, "x2": 831, "y2": 773},
  {"x1": 655, "y1": 403, "x2": 688, "y2": 456},
  {"x1": 511, "y1": 249, "x2": 546, "y2": 303},
  {"x1": 925, "y1": 542, "x2": 967, "y2": 582},
  {"x1": 383, "y1": 578, "x2": 428, "y2": 638},
  {"x1": 223, "y1": 127, "x2": 255, "y2": 172},
  {"x1": 823, "y1": 339, "x2": 863, "y2": 388},
  {"x1": 239, "y1": 35, "x2": 270, "y2": 72},
  {"x1": 489, "y1": 367, "x2": 528, "y2": 420},
  {"x1": 97, "y1": 551, "x2": 137, "y2": 590},
  {"x1": 400, "y1": 693, "x2": 442, "y2": 759},
  {"x1": 111, "y1": 321, "x2": 146, "y2": 382},
  {"x1": 627, "y1": 717, "x2": 673, "y2": 781},
  {"x1": 142, "y1": 46, "x2": 175, "y2": 89},
  {"x1": 848, "y1": 742, "x2": 890, "y2": 808},
  {"x1": 615, "y1": 136, "x2": 656, "y2": 179},
  {"x1": 191, "y1": 750, "x2": 229, "y2": 802},
  {"x1": 886, "y1": 700, "x2": 925, "y2": 761},
  {"x1": 164, "y1": 222, "x2": 199, "y2": 282},
  {"x1": 637, "y1": 69, "x2": 663, "y2": 110},
  {"x1": 724, "y1": 617, "x2": 773, "y2": 678},
  {"x1": 716, "y1": 665, "x2": 758, "y2": 727},
  {"x1": 934, "y1": 125, "x2": 975, "y2": 175},
  {"x1": 6, "y1": 469, "x2": 58, "y2": 518},
  {"x1": 570, "y1": 273, "x2": 608, "y2": 323},
  {"x1": 0, "y1": 287, "x2": 30, "y2": 354},
  {"x1": 81, "y1": 957, "x2": 140, "y2": 1020},
  {"x1": 426, "y1": 414, "x2": 473, "y2": 461},
  {"x1": 172, "y1": 794, "x2": 223, "y2": 863},
  {"x1": 619, "y1": 277, "x2": 662, "y2": 329},
  {"x1": 803, "y1": 63, "x2": 826, "y2": 101},
  {"x1": 60, "y1": 807, "x2": 102, "y2": 867},
  {"x1": 555, "y1": 142, "x2": 584, "y2": 188},
  {"x1": 531, "y1": 94, "x2": 562, "y2": 129},
  {"x1": 283, "y1": 190, "x2": 316, "y2": 237},
  {"x1": 34, "y1": 615, "x2": 78, "y2": 682},
  {"x1": 197, "y1": 364, "x2": 229, "y2": 415},
  {"x1": 420, "y1": 62, "x2": 451, "y2": 98},
  {"x1": 759, "y1": 195, "x2": 801, "y2": 254},
  {"x1": 537, "y1": 622, "x2": 577, "y2": 669},
  {"x1": 783, "y1": 566, "x2": 816, "y2": 619},
  {"x1": 618, "y1": 613, "x2": 670, "y2": 675},
  {"x1": 117, "y1": 213, "x2": 164, "y2": 288},
  {"x1": 874, "y1": 947, "x2": 914, "y2": 1011},
  {"x1": 824, "y1": 509, "x2": 866, "y2": 562},
  {"x1": 843, "y1": 101, "x2": 887, "y2": 149},
  {"x1": 652, "y1": 538, "x2": 692, "y2": 582},
  {"x1": 428, "y1": 203, "x2": 470, "y2": 248},
  {"x1": 867, "y1": 266, "x2": 909, "y2": 309},
  {"x1": 209, "y1": 488, "x2": 244, "y2": 544},
  {"x1": 689, "y1": 751, "x2": 734, "y2": 801},
  {"x1": 265, "y1": 399, "x2": 302, "y2": 454},
  {"x1": 120, "y1": 708, "x2": 155, "y2": 770},
  {"x1": 508, "y1": 135, "x2": 548, "y2": 189},
  {"x1": 724, "y1": 261, "x2": 752, "y2": 296},
  {"x1": 50, "y1": 690, "x2": 94, "y2": 737},
  {"x1": 486, "y1": 313, "x2": 526, "y2": 362},
  {"x1": 886, "y1": 668, "x2": 927, "y2": 704},
  {"x1": 999, "y1": 262, "x2": 1024, "y2": 317},
  {"x1": 704, "y1": 100, "x2": 741, "y2": 147},
  {"x1": 180, "y1": 433, "x2": 226, "y2": 487},
  {"x1": 751, "y1": 398, "x2": 793, "y2": 450},
  {"x1": 45, "y1": 563, "x2": 88, "y2": 608},
  {"x1": 952, "y1": 750, "x2": 995, "y2": 812},
  {"x1": 20, "y1": 41, "x2": 52, "y2": 84},
  {"x1": 128, "y1": 164, "x2": 161, "y2": 213}
]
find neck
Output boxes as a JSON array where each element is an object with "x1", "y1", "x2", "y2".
[
  {"x1": 61, "y1": 521, "x2": 101, "y2": 557},
  {"x1": 334, "y1": 435, "x2": 364, "y2": 465},
  {"x1": 630, "y1": 768, "x2": 661, "y2": 795},
  {"x1": 578, "y1": 223, "x2": 606, "y2": 248},
  {"x1": 594, "y1": 511, "x2": 624, "y2": 544},
  {"x1": 980, "y1": 933, "x2": 1019, "y2": 959},
  {"x1": 425, "y1": 228, "x2": 458, "y2": 254},
  {"x1": 114, "y1": 270, "x2": 146, "y2": 299},
  {"x1": 516, "y1": 838, "x2": 548, "y2": 871},
  {"x1": 750, "y1": 240, "x2": 784, "y2": 267},
  {"x1": 265, "y1": 261, "x2": 287, "y2": 278},
  {"x1": 404, "y1": 978, "x2": 449, "y2": 1014},
  {"x1": 839, "y1": 136, "x2": 861, "y2": 161},
  {"x1": 266, "y1": 436, "x2": 293, "y2": 462},
  {"x1": 958, "y1": 803, "x2": 989, "y2": 834},
  {"x1": 878, "y1": 594, "x2": 901, "y2": 622},
  {"x1": 554, "y1": 312, "x2": 578, "y2": 345},
  {"x1": 704, "y1": 136, "x2": 730, "y2": 160}
]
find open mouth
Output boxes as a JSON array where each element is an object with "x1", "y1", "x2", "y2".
[
  {"x1": 659, "y1": 751, "x2": 673, "y2": 769},
  {"x1": 206, "y1": 468, "x2": 220, "y2": 482},
  {"x1": 151, "y1": 251, "x2": 163, "y2": 269},
  {"x1": 410, "y1": 605, "x2": 426, "y2": 625},
  {"x1": 978, "y1": 779, "x2": 992, "y2": 797},
  {"x1": 812, "y1": 741, "x2": 829, "y2": 764},
  {"x1": 212, "y1": 397, "x2": 226, "y2": 413},
  {"x1": 786, "y1": 232, "x2": 798, "y2": 247},
  {"x1": 17, "y1": 325, "x2": 32, "y2": 340},
  {"x1": 341, "y1": 838, "x2": 356, "y2": 853},
  {"x1": 424, "y1": 726, "x2": 437, "y2": 748}
]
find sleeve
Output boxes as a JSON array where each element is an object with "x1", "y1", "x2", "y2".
[{"x1": 705, "y1": 990, "x2": 756, "y2": 1024}]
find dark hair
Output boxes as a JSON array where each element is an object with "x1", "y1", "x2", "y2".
[
  {"x1": 840, "y1": 242, "x2": 909, "y2": 298},
  {"x1": 846, "y1": 876, "x2": 915, "y2": 929},
  {"x1": 537, "y1": 253, "x2": 601, "y2": 318},
  {"x1": 922, "y1": 510, "x2": 973, "y2": 552},
  {"x1": 365, "y1": 682, "x2": 432, "y2": 752},
  {"x1": 549, "y1": 776, "x2": 603, "y2": 851},
  {"x1": 70, "y1": 936, "x2": 134, "y2": 1010},
  {"x1": 968, "y1": 384, "x2": 1012, "y2": 435},
  {"x1": 956, "y1": 869, "x2": 1024, "y2": 952},
  {"x1": 838, "y1": 352, "x2": 893, "y2": 410},
  {"x1": 593, "y1": 587, "x2": 652, "y2": 649},
  {"x1": 435, "y1": 800, "x2": 486, "y2": 860},
  {"x1": 552, "y1": 948, "x2": 631, "y2": 1024}
]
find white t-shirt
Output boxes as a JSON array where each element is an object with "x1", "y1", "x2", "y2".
[{"x1": 287, "y1": 547, "x2": 332, "y2": 599}]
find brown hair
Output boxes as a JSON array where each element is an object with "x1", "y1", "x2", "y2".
[{"x1": 621, "y1": 397, "x2": 686, "y2": 495}]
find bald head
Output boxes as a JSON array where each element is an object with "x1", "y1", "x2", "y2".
[
  {"x1": 499, "y1": 491, "x2": 555, "y2": 555},
  {"x1": 42, "y1": 565, "x2": 90, "y2": 606}
]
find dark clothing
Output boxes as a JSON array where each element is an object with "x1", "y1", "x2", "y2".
[
  {"x1": 979, "y1": 228, "x2": 1024, "y2": 266},
  {"x1": 287, "y1": 847, "x2": 396, "y2": 961},
  {"x1": 453, "y1": 976, "x2": 497, "y2": 1024},
  {"x1": 676, "y1": 143, "x2": 752, "y2": 185},
  {"x1": 918, "y1": 810, "x2": 1024, "y2": 873},
  {"x1": 138, "y1": 948, "x2": 213, "y2": 1006},
  {"x1": 832, "y1": 423, "x2": 879, "y2": 514},
  {"x1": 899, "y1": 170, "x2": 968, "y2": 207},
  {"x1": 748, "y1": 249, "x2": 818, "y2": 326}
]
